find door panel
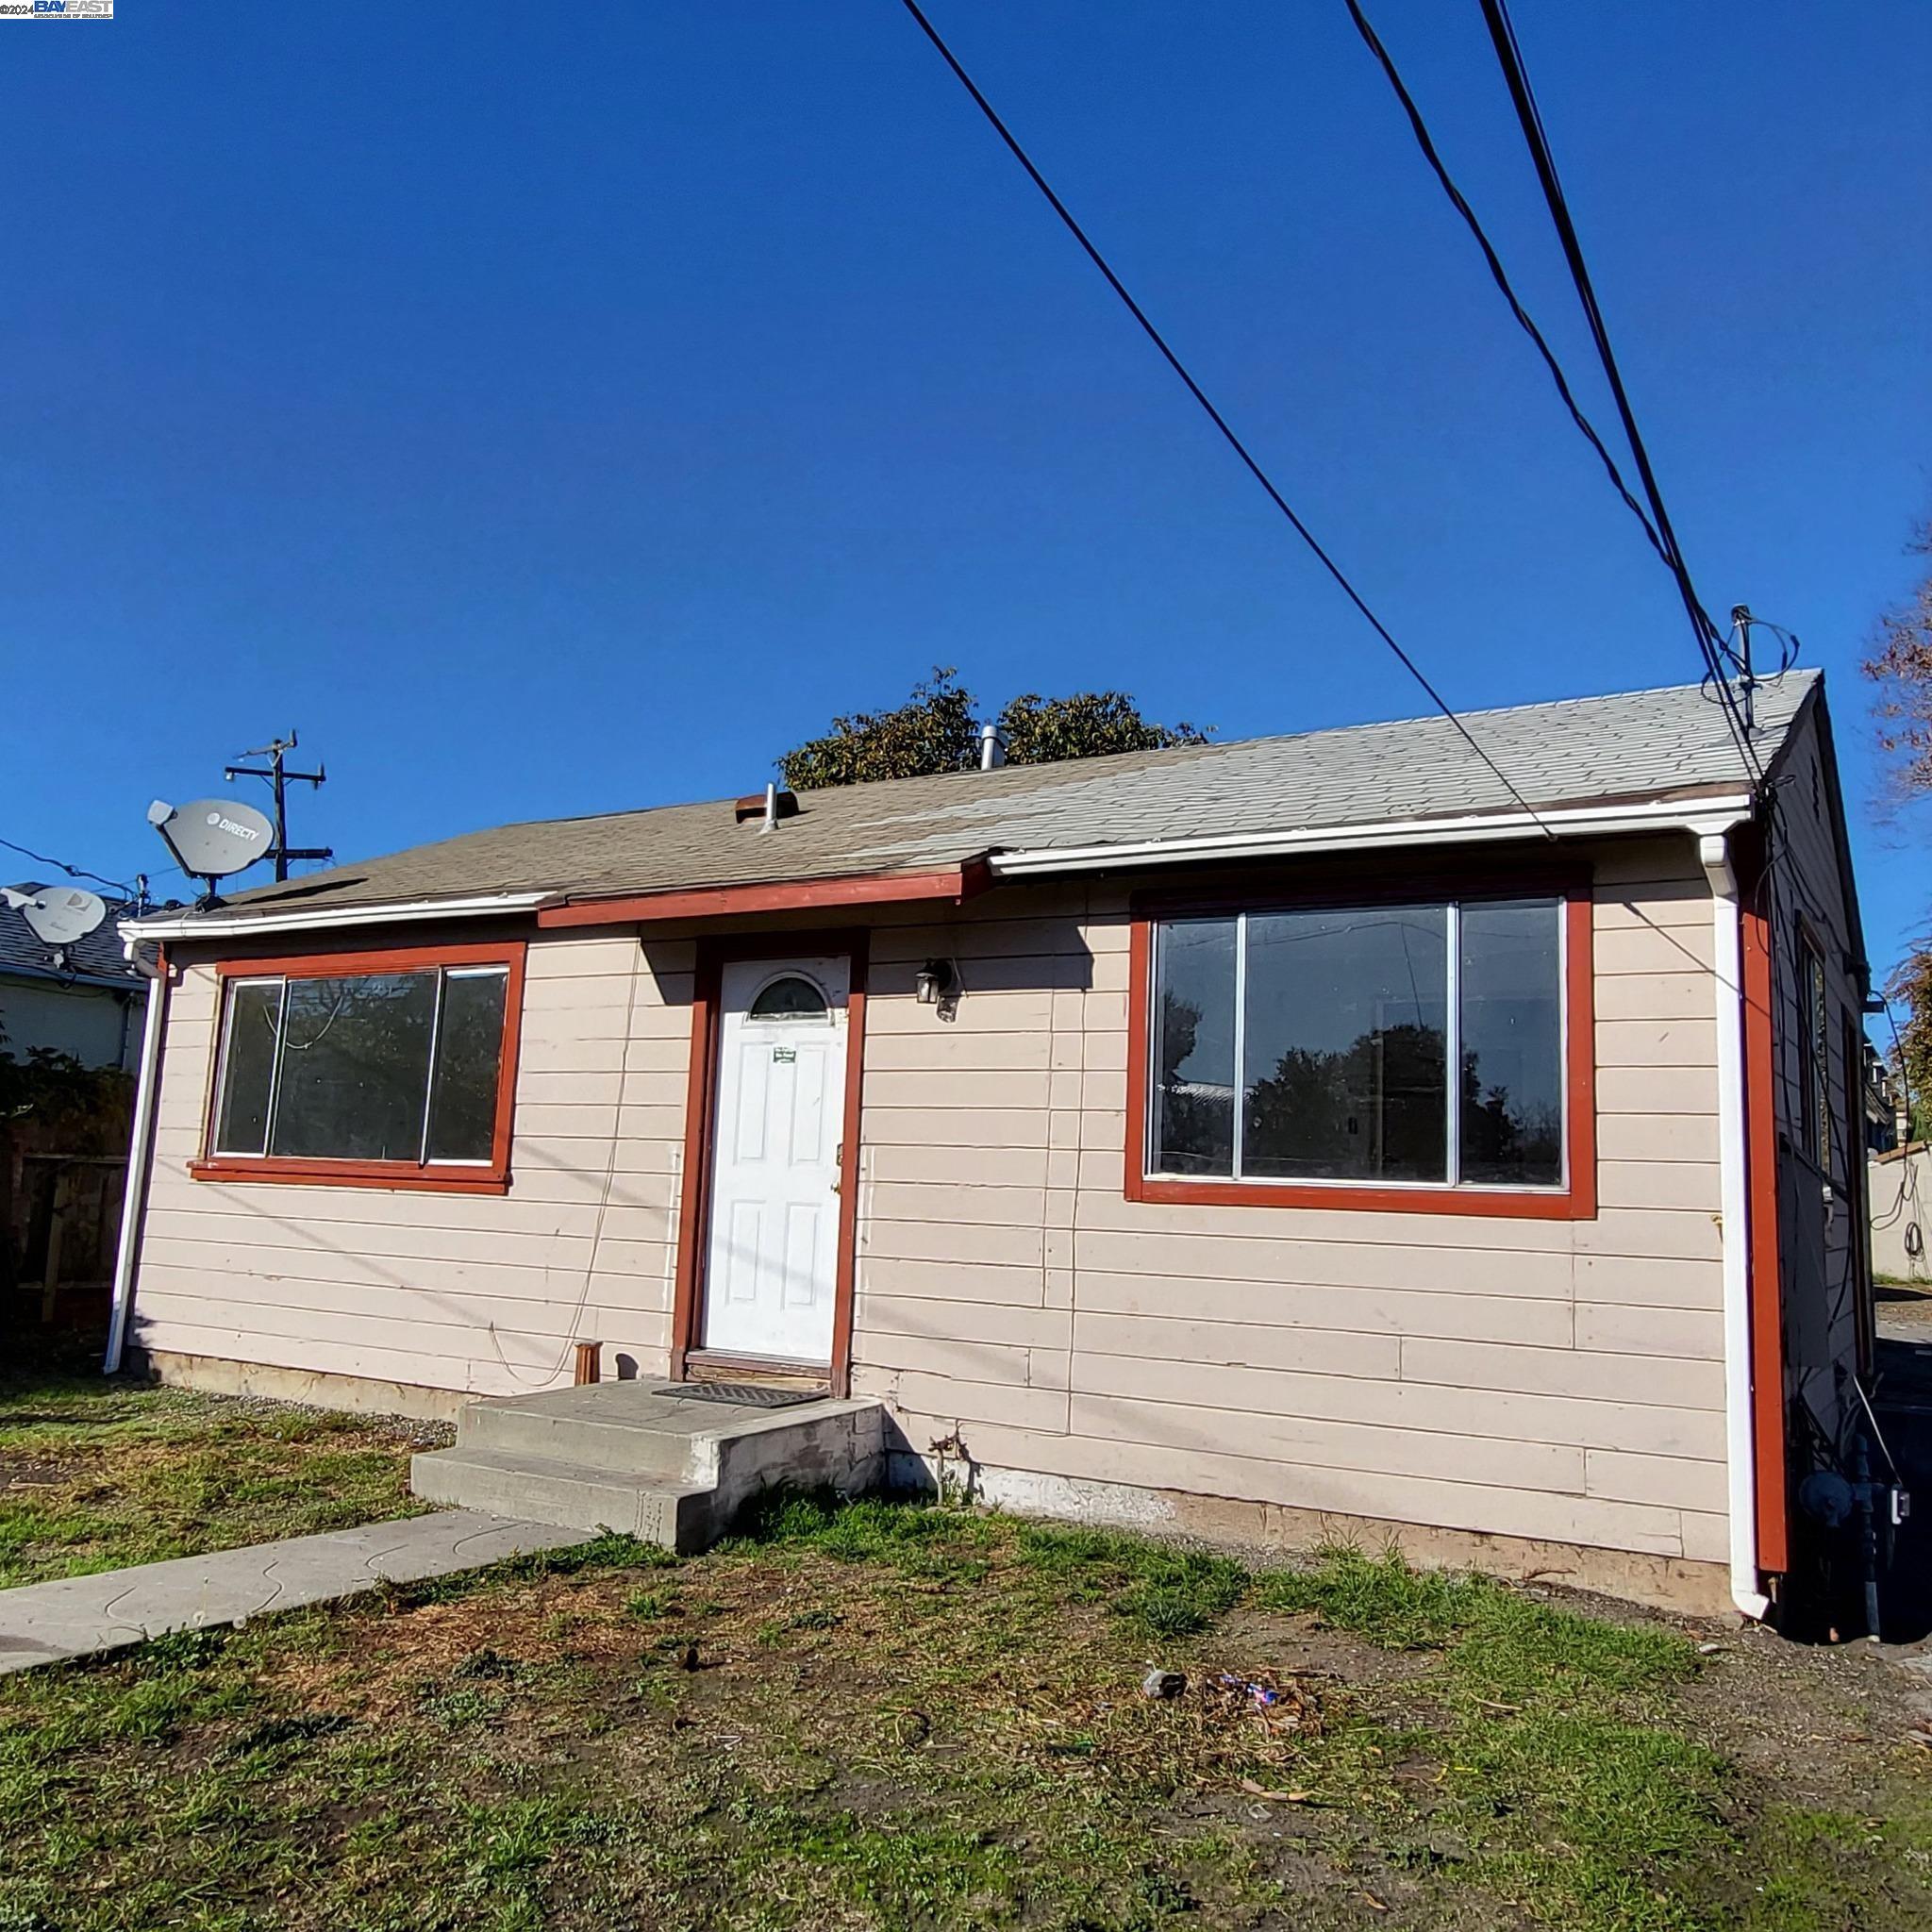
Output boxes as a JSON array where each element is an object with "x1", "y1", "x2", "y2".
[{"x1": 701, "y1": 956, "x2": 849, "y2": 1363}]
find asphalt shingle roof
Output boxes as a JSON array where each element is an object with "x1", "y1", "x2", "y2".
[{"x1": 165, "y1": 673, "x2": 1820, "y2": 925}]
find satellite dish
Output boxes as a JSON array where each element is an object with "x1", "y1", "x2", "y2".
[
  {"x1": 5, "y1": 885, "x2": 109, "y2": 946},
  {"x1": 149, "y1": 797, "x2": 275, "y2": 882}
]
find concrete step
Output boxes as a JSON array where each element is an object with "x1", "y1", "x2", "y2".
[
  {"x1": 409, "y1": 1448, "x2": 717, "y2": 1551},
  {"x1": 458, "y1": 1398, "x2": 705, "y2": 1481}
]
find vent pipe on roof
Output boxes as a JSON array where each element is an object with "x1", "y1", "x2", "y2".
[
  {"x1": 760, "y1": 782, "x2": 779, "y2": 833},
  {"x1": 979, "y1": 724, "x2": 1006, "y2": 771}
]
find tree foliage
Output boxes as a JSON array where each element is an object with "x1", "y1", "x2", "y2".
[
  {"x1": 1866, "y1": 523, "x2": 1932, "y2": 805},
  {"x1": 776, "y1": 669, "x2": 981, "y2": 791},
  {"x1": 1865, "y1": 521, "x2": 1932, "y2": 1135},
  {"x1": 996, "y1": 690, "x2": 1209, "y2": 765},
  {"x1": 775, "y1": 669, "x2": 1209, "y2": 791},
  {"x1": 0, "y1": 1034, "x2": 133, "y2": 1152},
  {"x1": 1885, "y1": 945, "x2": 1932, "y2": 1141}
]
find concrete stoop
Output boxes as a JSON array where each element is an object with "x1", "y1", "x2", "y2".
[{"x1": 409, "y1": 1384, "x2": 886, "y2": 1553}]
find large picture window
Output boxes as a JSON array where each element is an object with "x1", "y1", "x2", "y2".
[
  {"x1": 195, "y1": 944, "x2": 524, "y2": 1193},
  {"x1": 1132, "y1": 888, "x2": 1593, "y2": 1217}
]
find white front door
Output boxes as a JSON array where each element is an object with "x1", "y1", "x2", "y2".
[{"x1": 700, "y1": 955, "x2": 850, "y2": 1363}]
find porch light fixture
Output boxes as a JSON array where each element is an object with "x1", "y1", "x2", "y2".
[{"x1": 914, "y1": 958, "x2": 958, "y2": 1008}]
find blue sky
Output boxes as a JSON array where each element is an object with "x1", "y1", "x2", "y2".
[{"x1": 5, "y1": 3, "x2": 1928, "y2": 995}]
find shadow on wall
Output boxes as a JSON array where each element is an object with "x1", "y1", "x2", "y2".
[{"x1": 1870, "y1": 1329, "x2": 1932, "y2": 1642}]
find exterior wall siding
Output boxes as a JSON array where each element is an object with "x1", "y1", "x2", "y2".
[
  {"x1": 1762, "y1": 706, "x2": 1870, "y2": 1460},
  {"x1": 848, "y1": 841, "x2": 1731, "y2": 1573},
  {"x1": 130, "y1": 935, "x2": 696, "y2": 1399},
  {"x1": 129, "y1": 834, "x2": 1735, "y2": 1584}
]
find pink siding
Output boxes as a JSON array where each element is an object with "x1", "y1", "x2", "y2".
[
  {"x1": 132, "y1": 832, "x2": 1735, "y2": 1570},
  {"x1": 133, "y1": 935, "x2": 696, "y2": 1398},
  {"x1": 848, "y1": 841, "x2": 1730, "y2": 1567}
]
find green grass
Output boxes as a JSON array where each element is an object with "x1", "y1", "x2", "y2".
[
  {"x1": 0, "y1": 1359, "x2": 446, "y2": 1588},
  {"x1": 2, "y1": 1484, "x2": 1929, "y2": 1930}
]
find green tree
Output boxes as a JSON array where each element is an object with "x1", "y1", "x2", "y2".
[
  {"x1": 775, "y1": 669, "x2": 1210, "y2": 791},
  {"x1": 776, "y1": 669, "x2": 981, "y2": 791},
  {"x1": 1885, "y1": 948, "x2": 1932, "y2": 1141},
  {"x1": 1866, "y1": 522, "x2": 1932, "y2": 1135},
  {"x1": 996, "y1": 690, "x2": 1209, "y2": 765}
]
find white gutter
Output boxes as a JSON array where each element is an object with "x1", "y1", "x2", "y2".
[
  {"x1": 103, "y1": 939, "x2": 170, "y2": 1376},
  {"x1": 991, "y1": 793, "x2": 1757, "y2": 877},
  {"x1": 121, "y1": 890, "x2": 548, "y2": 945},
  {"x1": 1695, "y1": 819, "x2": 1773, "y2": 1622}
]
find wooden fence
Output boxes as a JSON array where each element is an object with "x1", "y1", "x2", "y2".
[{"x1": 4, "y1": 1149, "x2": 128, "y2": 1331}]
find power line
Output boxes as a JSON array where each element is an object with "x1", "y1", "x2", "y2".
[
  {"x1": 896, "y1": 0, "x2": 1556, "y2": 835},
  {"x1": 1342, "y1": 0, "x2": 1668, "y2": 568},
  {"x1": 1475, "y1": 0, "x2": 1762, "y2": 790},
  {"x1": 0, "y1": 833, "x2": 134, "y2": 900}
]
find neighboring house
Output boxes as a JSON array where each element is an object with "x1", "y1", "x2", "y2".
[
  {"x1": 0, "y1": 887, "x2": 142, "y2": 1071},
  {"x1": 112, "y1": 670, "x2": 1871, "y2": 1622},
  {"x1": 1871, "y1": 1143, "x2": 1927, "y2": 1285}
]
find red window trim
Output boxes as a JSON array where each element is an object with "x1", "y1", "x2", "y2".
[
  {"x1": 190, "y1": 941, "x2": 527, "y2": 1195},
  {"x1": 1124, "y1": 877, "x2": 1597, "y2": 1221}
]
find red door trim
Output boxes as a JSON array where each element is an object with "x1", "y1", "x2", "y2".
[{"x1": 668, "y1": 928, "x2": 867, "y2": 1396}]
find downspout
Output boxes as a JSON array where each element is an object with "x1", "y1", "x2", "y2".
[
  {"x1": 103, "y1": 941, "x2": 169, "y2": 1375},
  {"x1": 1697, "y1": 825, "x2": 1773, "y2": 1621}
]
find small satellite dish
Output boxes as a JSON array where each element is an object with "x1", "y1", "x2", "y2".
[
  {"x1": 149, "y1": 797, "x2": 275, "y2": 882},
  {"x1": 5, "y1": 885, "x2": 109, "y2": 946}
]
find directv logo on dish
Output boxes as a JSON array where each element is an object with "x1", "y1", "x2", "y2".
[
  {"x1": 206, "y1": 811, "x2": 263, "y2": 844},
  {"x1": 0, "y1": 1, "x2": 115, "y2": 17}
]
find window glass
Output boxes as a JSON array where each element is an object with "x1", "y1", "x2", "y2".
[
  {"x1": 1458, "y1": 902, "x2": 1563, "y2": 1187},
  {"x1": 1144, "y1": 896, "x2": 1569, "y2": 1192},
  {"x1": 748, "y1": 974, "x2": 828, "y2": 1021},
  {"x1": 1242, "y1": 908, "x2": 1448, "y2": 1183},
  {"x1": 212, "y1": 980, "x2": 281, "y2": 1156},
  {"x1": 1150, "y1": 919, "x2": 1236, "y2": 1175},
  {"x1": 268, "y1": 973, "x2": 439, "y2": 1161},
  {"x1": 425, "y1": 969, "x2": 509, "y2": 1161},
  {"x1": 1801, "y1": 943, "x2": 1831, "y2": 1171}
]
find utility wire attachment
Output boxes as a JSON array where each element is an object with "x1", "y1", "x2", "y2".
[
  {"x1": 897, "y1": 0, "x2": 1555, "y2": 835},
  {"x1": 0, "y1": 834, "x2": 135, "y2": 900}
]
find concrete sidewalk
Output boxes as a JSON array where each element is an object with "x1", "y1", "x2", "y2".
[{"x1": 0, "y1": 1511, "x2": 591, "y2": 1675}]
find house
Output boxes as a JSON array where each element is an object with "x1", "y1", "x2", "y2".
[
  {"x1": 1, "y1": 887, "x2": 143, "y2": 1071},
  {"x1": 108, "y1": 670, "x2": 1873, "y2": 1622}
]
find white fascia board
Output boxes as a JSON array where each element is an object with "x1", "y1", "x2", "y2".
[
  {"x1": 988, "y1": 794, "x2": 1757, "y2": 876},
  {"x1": 118, "y1": 891, "x2": 550, "y2": 945}
]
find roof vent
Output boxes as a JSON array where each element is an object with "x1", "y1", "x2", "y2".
[
  {"x1": 979, "y1": 724, "x2": 1007, "y2": 771},
  {"x1": 735, "y1": 785, "x2": 798, "y2": 829}
]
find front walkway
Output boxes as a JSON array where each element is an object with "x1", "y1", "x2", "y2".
[{"x1": 0, "y1": 1510, "x2": 590, "y2": 1674}]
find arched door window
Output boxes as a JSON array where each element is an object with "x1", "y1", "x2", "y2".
[{"x1": 747, "y1": 974, "x2": 830, "y2": 1022}]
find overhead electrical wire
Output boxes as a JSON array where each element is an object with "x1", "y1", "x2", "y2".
[
  {"x1": 1474, "y1": 0, "x2": 1762, "y2": 790},
  {"x1": 895, "y1": 0, "x2": 1556, "y2": 836},
  {"x1": 0, "y1": 833, "x2": 135, "y2": 901},
  {"x1": 1341, "y1": 0, "x2": 1669, "y2": 570}
]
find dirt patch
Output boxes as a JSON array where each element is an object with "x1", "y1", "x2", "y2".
[{"x1": 8, "y1": 1510, "x2": 1932, "y2": 1930}]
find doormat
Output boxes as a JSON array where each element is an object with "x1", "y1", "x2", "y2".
[{"x1": 653, "y1": 1382, "x2": 825, "y2": 1409}]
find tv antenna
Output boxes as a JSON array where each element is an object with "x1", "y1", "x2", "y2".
[{"x1": 225, "y1": 730, "x2": 332, "y2": 883}]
